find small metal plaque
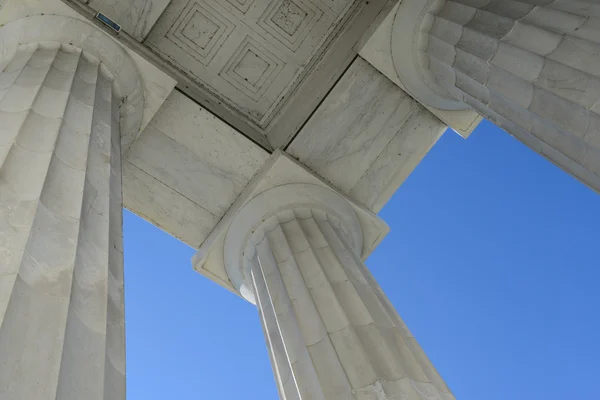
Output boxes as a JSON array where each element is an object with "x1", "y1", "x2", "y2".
[{"x1": 95, "y1": 12, "x2": 121, "y2": 34}]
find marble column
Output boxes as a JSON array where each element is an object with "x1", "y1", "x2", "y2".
[
  {"x1": 424, "y1": 0, "x2": 600, "y2": 190},
  {"x1": 245, "y1": 209, "x2": 453, "y2": 400},
  {"x1": 0, "y1": 43, "x2": 125, "y2": 399}
]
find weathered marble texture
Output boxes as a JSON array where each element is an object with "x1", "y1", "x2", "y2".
[
  {"x1": 0, "y1": 3, "x2": 177, "y2": 142},
  {"x1": 357, "y1": 1, "x2": 482, "y2": 137},
  {"x1": 0, "y1": 13, "x2": 144, "y2": 151},
  {"x1": 425, "y1": 0, "x2": 600, "y2": 192},
  {"x1": 247, "y1": 209, "x2": 454, "y2": 399},
  {"x1": 289, "y1": 58, "x2": 446, "y2": 212},
  {"x1": 123, "y1": 91, "x2": 269, "y2": 248},
  {"x1": 193, "y1": 153, "x2": 390, "y2": 298},
  {"x1": 0, "y1": 44, "x2": 125, "y2": 399},
  {"x1": 122, "y1": 159, "x2": 220, "y2": 247},
  {"x1": 146, "y1": 0, "x2": 355, "y2": 129},
  {"x1": 87, "y1": 0, "x2": 172, "y2": 41}
]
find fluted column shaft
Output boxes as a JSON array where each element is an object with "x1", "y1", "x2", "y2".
[
  {"x1": 246, "y1": 209, "x2": 452, "y2": 400},
  {"x1": 426, "y1": 0, "x2": 600, "y2": 190},
  {"x1": 0, "y1": 43, "x2": 125, "y2": 399}
]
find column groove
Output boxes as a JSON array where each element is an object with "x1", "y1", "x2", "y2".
[
  {"x1": 248, "y1": 209, "x2": 454, "y2": 400},
  {"x1": 0, "y1": 45, "x2": 74, "y2": 323},
  {"x1": 425, "y1": 0, "x2": 600, "y2": 190},
  {"x1": 0, "y1": 43, "x2": 125, "y2": 400}
]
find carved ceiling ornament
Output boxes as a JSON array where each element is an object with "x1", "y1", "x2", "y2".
[{"x1": 146, "y1": 0, "x2": 357, "y2": 128}]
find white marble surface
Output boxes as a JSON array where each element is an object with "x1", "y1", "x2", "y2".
[
  {"x1": 145, "y1": 0, "x2": 356, "y2": 128},
  {"x1": 246, "y1": 209, "x2": 455, "y2": 399},
  {"x1": 0, "y1": 12, "x2": 144, "y2": 150},
  {"x1": 422, "y1": 0, "x2": 600, "y2": 193},
  {"x1": 0, "y1": 0, "x2": 176, "y2": 145},
  {"x1": 123, "y1": 91, "x2": 269, "y2": 248},
  {"x1": 123, "y1": 160, "x2": 219, "y2": 248},
  {"x1": 288, "y1": 57, "x2": 446, "y2": 212},
  {"x1": 193, "y1": 150, "x2": 389, "y2": 296},
  {"x1": 357, "y1": 1, "x2": 481, "y2": 138},
  {"x1": 349, "y1": 105, "x2": 445, "y2": 211},
  {"x1": 146, "y1": 91, "x2": 268, "y2": 182},
  {"x1": 88, "y1": 0, "x2": 172, "y2": 41},
  {"x1": 0, "y1": 45, "x2": 125, "y2": 399},
  {"x1": 223, "y1": 184, "x2": 364, "y2": 300},
  {"x1": 128, "y1": 49, "x2": 176, "y2": 142},
  {"x1": 289, "y1": 57, "x2": 417, "y2": 193},
  {"x1": 126, "y1": 124, "x2": 244, "y2": 216}
]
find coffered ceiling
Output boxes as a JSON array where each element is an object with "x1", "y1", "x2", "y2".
[
  {"x1": 145, "y1": 0, "x2": 357, "y2": 134},
  {"x1": 68, "y1": 0, "x2": 393, "y2": 147}
]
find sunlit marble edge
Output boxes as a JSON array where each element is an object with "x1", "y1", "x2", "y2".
[{"x1": 192, "y1": 150, "x2": 390, "y2": 297}]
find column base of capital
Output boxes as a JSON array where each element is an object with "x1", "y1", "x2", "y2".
[{"x1": 192, "y1": 150, "x2": 389, "y2": 303}]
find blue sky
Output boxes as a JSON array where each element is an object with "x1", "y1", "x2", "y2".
[{"x1": 124, "y1": 120, "x2": 600, "y2": 400}]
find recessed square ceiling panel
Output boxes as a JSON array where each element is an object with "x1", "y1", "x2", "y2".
[{"x1": 146, "y1": 0, "x2": 356, "y2": 129}]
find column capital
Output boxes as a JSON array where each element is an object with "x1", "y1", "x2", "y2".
[
  {"x1": 192, "y1": 150, "x2": 389, "y2": 303},
  {"x1": 391, "y1": 0, "x2": 468, "y2": 111},
  {"x1": 0, "y1": 14, "x2": 145, "y2": 149},
  {"x1": 226, "y1": 186, "x2": 363, "y2": 303}
]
